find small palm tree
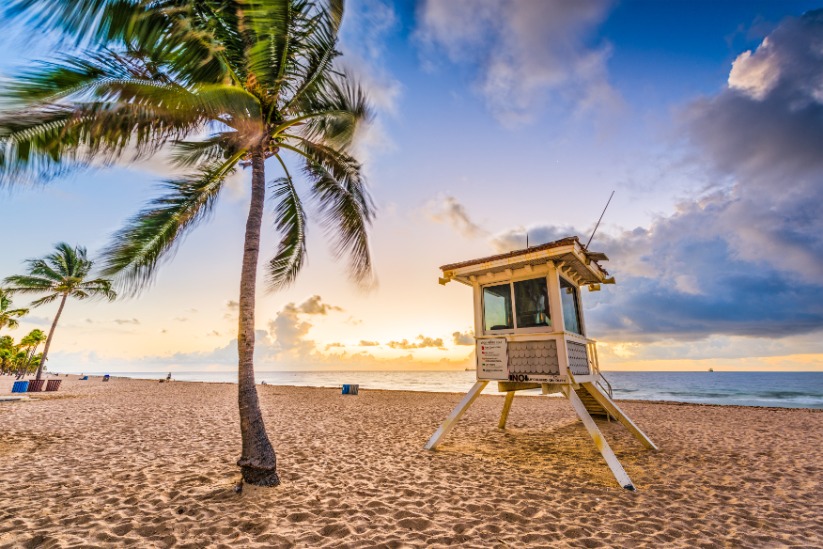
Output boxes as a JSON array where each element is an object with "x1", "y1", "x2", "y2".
[
  {"x1": 4, "y1": 243, "x2": 116, "y2": 380},
  {"x1": 0, "y1": 335, "x2": 15, "y2": 374},
  {"x1": 19, "y1": 328, "x2": 47, "y2": 375},
  {"x1": 1, "y1": 0, "x2": 375, "y2": 486},
  {"x1": 0, "y1": 288, "x2": 28, "y2": 330}
]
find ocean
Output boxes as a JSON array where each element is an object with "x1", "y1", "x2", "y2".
[{"x1": 101, "y1": 370, "x2": 823, "y2": 409}]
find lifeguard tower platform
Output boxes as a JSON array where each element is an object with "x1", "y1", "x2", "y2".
[{"x1": 426, "y1": 236, "x2": 657, "y2": 490}]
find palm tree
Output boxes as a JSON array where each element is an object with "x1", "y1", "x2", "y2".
[
  {"x1": 0, "y1": 335, "x2": 15, "y2": 374},
  {"x1": 0, "y1": 288, "x2": 28, "y2": 330},
  {"x1": 4, "y1": 243, "x2": 116, "y2": 380},
  {"x1": 1, "y1": 1, "x2": 374, "y2": 486},
  {"x1": 18, "y1": 328, "x2": 47, "y2": 375}
]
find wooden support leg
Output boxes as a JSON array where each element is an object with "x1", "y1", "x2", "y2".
[
  {"x1": 498, "y1": 391, "x2": 515, "y2": 429},
  {"x1": 582, "y1": 382, "x2": 658, "y2": 451},
  {"x1": 562, "y1": 385, "x2": 636, "y2": 491},
  {"x1": 425, "y1": 381, "x2": 489, "y2": 450}
]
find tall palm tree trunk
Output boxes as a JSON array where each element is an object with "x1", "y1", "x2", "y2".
[
  {"x1": 36, "y1": 293, "x2": 67, "y2": 381},
  {"x1": 236, "y1": 145, "x2": 280, "y2": 486}
]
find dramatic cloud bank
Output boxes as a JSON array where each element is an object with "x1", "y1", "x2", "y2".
[
  {"x1": 470, "y1": 11, "x2": 823, "y2": 344},
  {"x1": 416, "y1": 0, "x2": 617, "y2": 125}
]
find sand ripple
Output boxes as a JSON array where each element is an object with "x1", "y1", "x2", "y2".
[{"x1": 1, "y1": 375, "x2": 822, "y2": 547}]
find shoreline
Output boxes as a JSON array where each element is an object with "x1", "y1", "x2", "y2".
[{"x1": 6, "y1": 372, "x2": 823, "y2": 411}]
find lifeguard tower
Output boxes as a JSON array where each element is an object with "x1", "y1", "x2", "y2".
[{"x1": 426, "y1": 236, "x2": 657, "y2": 490}]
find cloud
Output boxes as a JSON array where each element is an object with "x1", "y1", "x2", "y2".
[
  {"x1": 415, "y1": 0, "x2": 618, "y2": 125},
  {"x1": 679, "y1": 10, "x2": 823, "y2": 284},
  {"x1": 113, "y1": 318, "x2": 140, "y2": 325},
  {"x1": 174, "y1": 317, "x2": 188, "y2": 322},
  {"x1": 728, "y1": 40, "x2": 781, "y2": 100},
  {"x1": 207, "y1": 330, "x2": 220, "y2": 337},
  {"x1": 387, "y1": 335, "x2": 445, "y2": 350},
  {"x1": 268, "y1": 303, "x2": 315, "y2": 356},
  {"x1": 223, "y1": 300, "x2": 239, "y2": 320},
  {"x1": 452, "y1": 331, "x2": 474, "y2": 346},
  {"x1": 477, "y1": 11, "x2": 823, "y2": 345},
  {"x1": 337, "y1": 0, "x2": 402, "y2": 168},
  {"x1": 429, "y1": 195, "x2": 488, "y2": 238},
  {"x1": 359, "y1": 340, "x2": 380, "y2": 347},
  {"x1": 338, "y1": 0, "x2": 402, "y2": 114},
  {"x1": 19, "y1": 316, "x2": 52, "y2": 326},
  {"x1": 296, "y1": 295, "x2": 343, "y2": 315},
  {"x1": 491, "y1": 224, "x2": 579, "y2": 254}
]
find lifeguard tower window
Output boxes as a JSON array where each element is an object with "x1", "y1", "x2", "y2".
[
  {"x1": 514, "y1": 278, "x2": 550, "y2": 328},
  {"x1": 482, "y1": 284, "x2": 513, "y2": 331},
  {"x1": 560, "y1": 277, "x2": 583, "y2": 335}
]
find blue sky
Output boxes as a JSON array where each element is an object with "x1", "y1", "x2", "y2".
[{"x1": 1, "y1": 0, "x2": 822, "y2": 372}]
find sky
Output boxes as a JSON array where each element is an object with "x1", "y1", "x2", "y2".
[{"x1": 1, "y1": 0, "x2": 822, "y2": 373}]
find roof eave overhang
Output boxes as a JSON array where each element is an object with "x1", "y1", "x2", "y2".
[{"x1": 441, "y1": 242, "x2": 611, "y2": 287}]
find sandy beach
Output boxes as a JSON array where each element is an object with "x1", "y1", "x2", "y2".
[{"x1": 1, "y1": 375, "x2": 821, "y2": 548}]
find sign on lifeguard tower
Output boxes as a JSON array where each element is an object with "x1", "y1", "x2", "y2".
[
  {"x1": 426, "y1": 236, "x2": 658, "y2": 490},
  {"x1": 478, "y1": 338, "x2": 507, "y2": 380}
]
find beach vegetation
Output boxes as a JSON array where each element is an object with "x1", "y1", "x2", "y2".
[
  {"x1": 17, "y1": 328, "x2": 46, "y2": 376},
  {"x1": 0, "y1": 335, "x2": 15, "y2": 374},
  {"x1": 0, "y1": 288, "x2": 28, "y2": 331},
  {"x1": 3, "y1": 243, "x2": 116, "y2": 381},
  {"x1": 0, "y1": 0, "x2": 374, "y2": 486}
]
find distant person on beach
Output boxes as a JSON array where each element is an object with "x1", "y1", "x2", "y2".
[{"x1": 166, "y1": 373, "x2": 172, "y2": 381}]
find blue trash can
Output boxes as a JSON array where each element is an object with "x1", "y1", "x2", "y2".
[{"x1": 12, "y1": 380, "x2": 29, "y2": 393}]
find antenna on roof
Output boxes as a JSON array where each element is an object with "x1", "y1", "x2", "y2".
[{"x1": 585, "y1": 190, "x2": 615, "y2": 250}]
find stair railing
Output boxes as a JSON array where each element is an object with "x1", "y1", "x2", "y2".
[{"x1": 587, "y1": 339, "x2": 613, "y2": 398}]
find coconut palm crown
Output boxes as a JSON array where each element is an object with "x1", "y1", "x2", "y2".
[
  {"x1": 4, "y1": 243, "x2": 116, "y2": 381},
  {"x1": 0, "y1": 288, "x2": 28, "y2": 330},
  {"x1": 0, "y1": 0, "x2": 375, "y2": 486}
]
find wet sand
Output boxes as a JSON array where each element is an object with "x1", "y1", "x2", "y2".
[{"x1": 1, "y1": 374, "x2": 821, "y2": 548}]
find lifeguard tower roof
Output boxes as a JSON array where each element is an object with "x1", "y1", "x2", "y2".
[{"x1": 440, "y1": 236, "x2": 613, "y2": 287}]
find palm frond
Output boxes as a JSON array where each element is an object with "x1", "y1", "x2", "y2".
[
  {"x1": 69, "y1": 278, "x2": 117, "y2": 301},
  {"x1": 267, "y1": 162, "x2": 307, "y2": 290},
  {"x1": 78, "y1": 278, "x2": 117, "y2": 300},
  {"x1": 242, "y1": 0, "x2": 295, "y2": 90},
  {"x1": 290, "y1": 75, "x2": 371, "y2": 150},
  {"x1": 101, "y1": 153, "x2": 243, "y2": 292},
  {"x1": 0, "y1": 97, "x2": 213, "y2": 187},
  {"x1": 28, "y1": 293, "x2": 62, "y2": 307},
  {"x1": 281, "y1": 0, "x2": 343, "y2": 111},
  {"x1": 171, "y1": 132, "x2": 241, "y2": 167},
  {"x1": 43, "y1": 243, "x2": 92, "y2": 279},
  {"x1": 3, "y1": 274, "x2": 59, "y2": 293},
  {"x1": 296, "y1": 142, "x2": 375, "y2": 285},
  {"x1": 3, "y1": 0, "x2": 145, "y2": 47}
]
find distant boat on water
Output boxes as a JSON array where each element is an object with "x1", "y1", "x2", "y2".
[{"x1": 708, "y1": 368, "x2": 714, "y2": 372}]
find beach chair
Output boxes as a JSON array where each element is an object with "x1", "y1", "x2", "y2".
[
  {"x1": 102, "y1": 374, "x2": 110, "y2": 382},
  {"x1": 27, "y1": 379, "x2": 45, "y2": 392},
  {"x1": 80, "y1": 376, "x2": 89, "y2": 380},
  {"x1": 45, "y1": 379, "x2": 62, "y2": 392},
  {"x1": 342, "y1": 384, "x2": 359, "y2": 395}
]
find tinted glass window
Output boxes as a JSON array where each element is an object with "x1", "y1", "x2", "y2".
[
  {"x1": 560, "y1": 277, "x2": 582, "y2": 335},
  {"x1": 483, "y1": 284, "x2": 513, "y2": 331},
  {"x1": 513, "y1": 277, "x2": 550, "y2": 328}
]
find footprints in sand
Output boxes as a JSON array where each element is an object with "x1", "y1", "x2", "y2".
[{"x1": 2, "y1": 380, "x2": 822, "y2": 547}]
